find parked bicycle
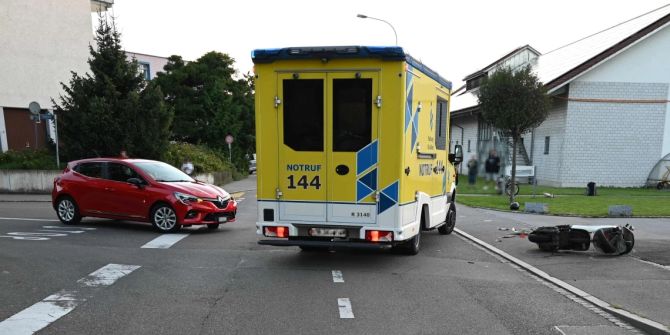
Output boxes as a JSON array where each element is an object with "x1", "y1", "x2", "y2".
[{"x1": 497, "y1": 175, "x2": 519, "y2": 196}]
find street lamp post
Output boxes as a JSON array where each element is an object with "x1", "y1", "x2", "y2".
[{"x1": 356, "y1": 14, "x2": 398, "y2": 46}]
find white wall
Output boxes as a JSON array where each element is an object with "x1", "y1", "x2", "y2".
[
  {"x1": 125, "y1": 52, "x2": 170, "y2": 80},
  {"x1": 532, "y1": 99, "x2": 567, "y2": 186},
  {"x1": 0, "y1": 0, "x2": 94, "y2": 109},
  {"x1": 562, "y1": 81, "x2": 667, "y2": 187},
  {"x1": 578, "y1": 24, "x2": 670, "y2": 158},
  {"x1": 451, "y1": 114, "x2": 478, "y2": 174}
]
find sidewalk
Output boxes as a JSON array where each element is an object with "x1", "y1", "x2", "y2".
[
  {"x1": 457, "y1": 205, "x2": 670, "y2": 334},
  {"x1": 0, "y1": 175, "x2": 257, "y2": 202}
]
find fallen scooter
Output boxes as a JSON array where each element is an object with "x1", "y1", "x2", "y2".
[{"x1": 528, "y1": 224, "x2": 635, "y2": 255}]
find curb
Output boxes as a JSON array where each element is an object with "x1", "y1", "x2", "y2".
[
  {"x1": 455, "y1": 202, "x2": 670, "y2": 219},
  {"x1": 455, "y1": 228, "x2": 670, "y2": 335}
]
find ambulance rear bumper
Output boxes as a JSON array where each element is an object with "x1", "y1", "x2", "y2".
[{"x1": 258, "y1": 239, "x2": 393, "y2": 250}]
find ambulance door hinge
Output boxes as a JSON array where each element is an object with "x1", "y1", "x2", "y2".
[
  {"x1": 376, "y1": 95, "x2": 382, "y2": 108},
  {"x1": 275, "y1": 188, "x2": 283, "y2": 199},
  {"x1": 274, "y1": 96, "x2": 281, "y2": 108}
]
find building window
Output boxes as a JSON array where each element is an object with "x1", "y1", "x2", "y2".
[
  {"x1": 544, "y1": 136, "x2": 550, "y2": 155},
  {"x1": 138, "y1": 62, "x2": 150, "y2": 80},
  {"x1": 467, "y1": 139, "x2": 471, "y2": 152}
]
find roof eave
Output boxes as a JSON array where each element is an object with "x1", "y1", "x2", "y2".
[{"x1": 545, "y1": 13, "x2": 670, "y2": 93}]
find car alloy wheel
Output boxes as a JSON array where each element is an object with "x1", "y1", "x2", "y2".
[
  {"x1": 152, "y1": 205, "x2": 178, "y2": 232},
  {"x1": 57, "y1": 197, "x2": 81, "y2": 225}
]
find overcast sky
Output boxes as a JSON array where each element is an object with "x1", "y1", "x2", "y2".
[{"x1": 111, "y1": 0, "x2": 669, "y2": 88}]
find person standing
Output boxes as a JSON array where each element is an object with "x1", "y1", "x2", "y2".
[
  {"x1": 485, "y1": 149, "x2": 500, "y2": 181},
  {"x1": 181, "y1": 157, "x2": 194, "y2": 176},
  {"x1": 467, "y1": 155, "x2": 478, "y2": 185}
]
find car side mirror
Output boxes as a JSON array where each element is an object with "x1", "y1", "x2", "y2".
[
  {"x1": 127, "y1": 178, "x2": 146, "y2": 188},
  {"x1": 449, "y1": 145, "x2": 464, "y2": 165}
]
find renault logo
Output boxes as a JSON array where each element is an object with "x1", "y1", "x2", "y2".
[{"x1": 217, "y1": 195, "x2": 224, "y2": 203}]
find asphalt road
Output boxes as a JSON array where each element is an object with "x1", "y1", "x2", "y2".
[{"x1": 0, "y1": 176, "x2": 649, "y2": 334}]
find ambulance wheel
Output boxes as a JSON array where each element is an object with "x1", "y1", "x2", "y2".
[
  {"x1": 395, "y1": 229, "x2": 421, "y2": 255},
  {"x1": 438, "y1": 203, "x2": 456, "y2": 235}
]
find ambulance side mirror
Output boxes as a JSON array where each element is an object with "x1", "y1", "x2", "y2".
[{"x1": 449, "y1": 145, "x2": 463, "y2": 165}]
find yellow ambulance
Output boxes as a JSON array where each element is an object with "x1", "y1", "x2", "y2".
[{"x1": 252, "y1": 46, "x2": 463, "y2": 254}]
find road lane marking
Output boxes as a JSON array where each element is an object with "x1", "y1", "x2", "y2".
[
  {"x1": 39, "y1": 230, "x2": 84, "y2": 234},
  {"x1": 42, "y1": 226, "x2": 97, "y2": 230},
  {"x1": 332, "y1": 270, "x2": 344, "y2": 283},
  {"x1": 230, "y1": 192, "x2": 245, "y2": 199},
  {"x1": 0, "y1": 264, "x2": 140, "y2": 335},
  {"x1": 76, "y1": 264, "x2": 141, "y2": 287},
  {"x1": 141, "y1": 234, "x2": 189, "y2": 249},
  {"x1": 338, "y1": 298, "x2": 354, "y2": 319},
  {"x1": 633, "y1": 257, "x2": 670, "y2": 272},
  {"x1": 553, "y1": 326, "x2": 567, "y2": 335},
  {"x1": 0, "y1": 217, "x2": 59, "y2": 222},
  {"x1": 7, "y1": 232, "x2": 67, "y2": 237},
  {"x1": 0, "y1": 236, "x2": 49, "y2": 241}
]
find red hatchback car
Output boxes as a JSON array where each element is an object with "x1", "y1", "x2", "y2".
[{"x1": 52, "y1": 158, "x2": 237, "y2": 232}]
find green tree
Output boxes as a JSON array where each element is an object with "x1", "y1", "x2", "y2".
[
  {"x1": 53, "y1": 15, "x2": 172, "y2": 160},
  {"x1": 155, "y1": 52, "x2": 255, "y2": 170},
  {"x1": 478, "y1": 65, "x2": 551, "y2": 203}
]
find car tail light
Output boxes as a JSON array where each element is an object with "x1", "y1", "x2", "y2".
[
  {"x1": 264, "y1": 226, "x2": 289, "y2": 238},
  {"x1": 365, "y1": 230, "x2": 393, "y2": 242}
]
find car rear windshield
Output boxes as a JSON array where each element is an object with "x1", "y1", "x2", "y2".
[{"x1": 134, "y1": 162, "x2": 194, "y2": 182}]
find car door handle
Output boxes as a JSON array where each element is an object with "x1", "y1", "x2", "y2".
[{"x1": 105, "y1": 187, "x2": 115, "y2": 191}]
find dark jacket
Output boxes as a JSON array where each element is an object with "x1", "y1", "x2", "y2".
[{"x1": 485, "y1": 155, "x2": 500, "y2": 173}]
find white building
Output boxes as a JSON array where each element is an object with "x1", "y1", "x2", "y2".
[
  {"x1": 451, "y1": 7, "x2": 670, "y2": 187},
  {"x1": 125, "y1": 51, "x2": 170, "y2": 81},
  {"x1": 0, "y1": 0, "x2": 113, "y2": 152}
]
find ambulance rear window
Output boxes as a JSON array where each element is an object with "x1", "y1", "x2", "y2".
[
  {"x1": 333, "y1": 79, "x2": 372, "y2": 152},
  {"x1": 283, "y1": 79, "x2": 324, "y2": 151}
]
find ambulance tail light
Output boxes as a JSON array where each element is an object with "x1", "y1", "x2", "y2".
[
  {"x1": 264, "y1": 226, "x2": 289, "y2": 238},
  {"x1": 365, "y1": 230, "x2": 393, "y2": 242}
]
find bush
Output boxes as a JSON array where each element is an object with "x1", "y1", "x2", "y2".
[
  {"x1": 0, "y1": 149, "x2": 61, "y2": 170},
  {"x1": 164, "y1": 142, "x2": 244, "y2": 179}
]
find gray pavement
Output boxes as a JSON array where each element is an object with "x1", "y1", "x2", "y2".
[
  {"x1": 456, "y1": 205, "x2": 670, "y2": 331},
  {"x1": 0, "y1": 175, "x2": 666, "y2": 334}
]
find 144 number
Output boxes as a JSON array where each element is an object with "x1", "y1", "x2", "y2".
[{"x1": 287, "y1": 175, "x2": 321, "y2": 189}]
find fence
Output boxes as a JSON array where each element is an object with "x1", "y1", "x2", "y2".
[{"x1": 0, "y1": 170, "x2": 235, "y2": 193}]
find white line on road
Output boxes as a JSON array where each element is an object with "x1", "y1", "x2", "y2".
[
  {"x1": 633, "y1": 257, "x2": 670, "y2": 272},
  {"x1": 42, "y1": 226, "x2": 97, "y2": 230},
  {"x1": 39, "y1": 229, "x2": 84, "y2": 234},
  {"x1": 0, "y1": 217, "x2": 59, "y2": 222},
  {"x1": 338, "y1": 298, "x2": 354, "y2": 319},
  {"x1": 332, "y1": 270, "x2": 344, "y2": 283},
  {"x1": 0, "y1": 264, "x2": 140, "y2": 335},
  {"x1": 77, "y1": 264, "x2": 141, "y2": 287},
  {"x1": 553, "y1": 326, "x2": 567, "y2": 335},
  {"x1": 141, "y1": 234, "x2": 189, "y2": 249}
]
